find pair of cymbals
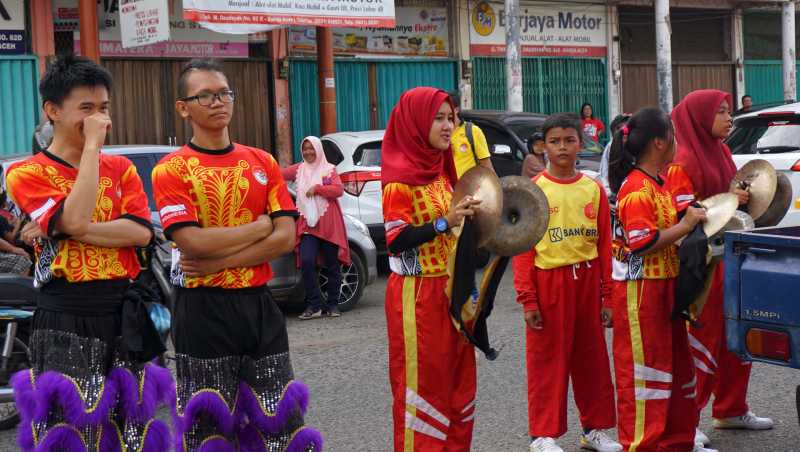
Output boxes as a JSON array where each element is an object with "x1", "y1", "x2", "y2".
[
  {"x1": 731, "y1": 159, "x2": 777, "y2": 221},
  {"x1": 452, "y1": 167, "x2": 549, "y2": 256}
]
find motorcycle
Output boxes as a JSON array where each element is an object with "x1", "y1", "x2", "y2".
[{"x1": 0, "y1": 275, "x2": 35, "y2": 430}]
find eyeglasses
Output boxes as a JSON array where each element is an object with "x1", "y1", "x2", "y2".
[{"x1": 179, "y1": 90, "x2": 235, "y2": 106}]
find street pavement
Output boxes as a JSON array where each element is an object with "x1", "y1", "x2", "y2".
[{"x1": 0, "y1": 268, "x2": 797, "y2": 451}]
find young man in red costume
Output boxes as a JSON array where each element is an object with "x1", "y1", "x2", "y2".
[
  {"x1": 670, "y1": 90, "x2": 773, "y2": 448},
  {"x1": 513, "y1": 113, "x2": 620, "y2": 452},
  {"x1": 382, "y1": 87, "x2": 482, "y2": 452}
]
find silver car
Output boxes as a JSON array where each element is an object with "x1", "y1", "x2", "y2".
[{"x1": 1, "y1": 145, "x2": 377, "y2": 311}]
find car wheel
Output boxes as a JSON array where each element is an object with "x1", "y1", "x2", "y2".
[{"x1": 318, "y1": 249, "x2": 366, "y2": 312}]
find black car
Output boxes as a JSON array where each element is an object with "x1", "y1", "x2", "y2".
[{"x1": 459, "y1": 110, "x2": 603, "y2": 178}]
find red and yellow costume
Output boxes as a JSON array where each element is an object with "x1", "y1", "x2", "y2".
[
  {"x1": 512, "y1": 171, "x2": 616, "y2": 438},
  {"x1": 613, "y1": 168, "x2": 697, "y2": 452},
  {"x1": 672, "y1": 90, "x2": 752, "y2": 420},
  {"x1": 382, "y1": 87, "x2": 476, "y2": 452}
]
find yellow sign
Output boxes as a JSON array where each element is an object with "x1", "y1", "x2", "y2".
[{"x1": 471, "y1": 1, "x2": 495, "y2": 37}]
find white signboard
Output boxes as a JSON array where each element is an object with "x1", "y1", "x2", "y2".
[
  {"x1": 289, "y1": 7, "x2": 448, "y2": 57},
  {"x1": 182, "y1": 0, "x2": 396, "y2": 28},
  {"x1": 469, "y1": 1, "x2": 607, "y2": 58},
  {"x1": 119, "y1": 0, "x2": 170, "y2": 48},
  {"x1": 0, "y1": 0, "x2": 25, "y2": 54}
]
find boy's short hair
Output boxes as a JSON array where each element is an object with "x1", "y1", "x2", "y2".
[
  {"x1": 177, "y1": 58, "x2": 227, "y2": 98},
  {"x1": 39, "y1": 55, "x2": 112, "y2": 107},
  {"x1": 541, "y1": 113, "x2": 583, "y2": 141}
]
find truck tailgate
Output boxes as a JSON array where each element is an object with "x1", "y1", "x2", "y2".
[{"x1": 725, "y1": 226, "x2": 800, "y2": 368}]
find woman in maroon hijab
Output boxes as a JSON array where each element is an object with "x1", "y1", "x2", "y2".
[
  {"x1": 382, "y1": 87, "x2": 482, "y2": 452},
  {"x1": 670, "y1": 90, "x2": 773, "y2": 447}
]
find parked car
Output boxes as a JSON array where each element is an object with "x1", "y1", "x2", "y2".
[
  {"x1": 726, "y1": 102, "x2": 800, "y2": 226},
  {"x1": 1, "y1": 145, "x2": 377, "y2": 311},
  {"x1": 321, "y1": 111, "x2": 603, "y2": 253}
]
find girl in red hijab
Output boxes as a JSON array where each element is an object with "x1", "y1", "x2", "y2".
[
  {"x1": 669, "y1": 90, "x2": 773, "y2": 447},
  {"x1": 382, "y1": 87, "x2": 481, "y2": 452}
]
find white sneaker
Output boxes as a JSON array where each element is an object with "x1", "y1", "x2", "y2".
[
  {"x1": 695, "y1": 428, "x2": 710, "y2": 446},
  {"x1": 694, "y1": 443, "x2": 718, "y2": 452},
  {"x1": 530, "y1": 437, "x2": 564, "y2": 452},
  {"x1": 579, "y1": 429, "x2": 622, "y2": 452},
  {"x1": 713, "y1": 411, "x2": 774, "y2": 430}
]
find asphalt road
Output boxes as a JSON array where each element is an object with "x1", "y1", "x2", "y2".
[{"x1": 0, "y1": 269, "x2": 797, "y2": 451}]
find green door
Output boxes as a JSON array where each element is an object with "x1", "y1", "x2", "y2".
[
  {"x1": 375, "y1": 60, "x2": 458, "y2": 128},
  {"x1": 473, "y1": 57, "x2": 608, "y2": 127},
  {"x1": 744, "y1": 60, "x2": 800, "y2": 105},
  {"x1": 289, "y1": 59, "x2": 370, "y2": 162},
  {"x1": 0, "y1": 56, "x2": 40, "y2": 157}
]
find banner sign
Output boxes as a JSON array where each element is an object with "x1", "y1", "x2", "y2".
[
  {"x1": 119, "y1": 0, "x2": 170, "y2": 48},
  {"x1": 469, "y1": 1, "x2": 607, "y2": 58},
  {"x1": 61, "y1": 0, "x2": 250, "y2": 57},
  {"x1": 182, "y1": 0, "x2": 396, "y2": 28},
  {"x1": 0, "y1": 0, "x2": 26, "y2": 55},
  {"x1": 289, "y1": 7, "x2": 447, "y2": 57}
]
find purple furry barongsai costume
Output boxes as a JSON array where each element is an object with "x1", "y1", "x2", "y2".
[
  {"x1": 152, "y1": 142, "x2": 322, "y2": 451},
  {"x1": 5, "y1": 151, "x2": 174, "y2": 451}
]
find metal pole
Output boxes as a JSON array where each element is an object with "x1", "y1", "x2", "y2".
[
  {"x1": 782, "y1": 1, "x2": 797, "y2": 103},
  {"x1": 316, "y1": 27, "x2": 337, "y2": 135},
  {"x1": 505, "y1": 0, "x2": 523, "y2": 112},
  {"x1": 78, "y1": 0, "x2": 100, "y2": 63},
  {"x1": 654, "y1": 0, "x2": 673, "y2": 111}
]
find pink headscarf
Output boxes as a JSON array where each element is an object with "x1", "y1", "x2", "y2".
[{"x1": 296, "y1": 136, "x2": 334, "y2": 227}]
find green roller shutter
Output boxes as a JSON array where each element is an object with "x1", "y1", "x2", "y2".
[
  {"x1": 473, "y1": 56, "x2": 608, "y2": 127},
  {"x1": 0, "y1": 56, "x2": 40, "y2": 157},
  {"x1": 375, "y1": 60, "x2": 458, "y2": 128},
  {"x1": 744, "y1": 60, "x2": 800, "y2": 105}
]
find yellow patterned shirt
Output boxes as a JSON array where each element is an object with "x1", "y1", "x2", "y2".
[
  {"x1": 383, "y1": 175, "x2": 455, "y2": 276},
  {"x1": 5, "y1": 151, "x2": 151, "y2": 285},
  {"x1": 152, "y1": 143, "x2": 297, "y2": 289}
]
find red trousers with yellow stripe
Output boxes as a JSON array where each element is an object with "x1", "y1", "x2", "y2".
[
  {"x1": 689, "y1": 264, "x2": 752, "y2": 419},
  {"x1": 526, "y1": 262, "x2": 616, "y2": 438},
  {"x1": 386, "y1": 273, "x2": 477, "y2": 452},
  {"x1": 613, "y1": 279, "x2": 697, "y2": 452}
]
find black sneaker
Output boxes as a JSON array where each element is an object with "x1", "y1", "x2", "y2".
[
  {"x1": 326, "y1": 306, "x2": 341, "y2": 318},
  {"x1": 298, "y1": 308, "x2": 323, "y2": 320}
]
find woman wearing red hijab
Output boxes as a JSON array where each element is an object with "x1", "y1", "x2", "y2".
[
  {"x1": 669, "y1": 90, "x2": 773, "y2": 447},
  {"x1": 382, "y1": 87, "x2": 481, "y2": 452}
]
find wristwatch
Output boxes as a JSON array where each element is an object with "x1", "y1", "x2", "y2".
[{"x1": 434, "y1": 217, "x2": 449, "y2": 234}]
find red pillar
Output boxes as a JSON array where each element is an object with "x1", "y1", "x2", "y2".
[
  {"x1": 30, "y1": 0, "x2": 55, "y2": 76},
  {"x1": 270, "y1": 29, "x2": 294, "y2": 166},
  {"x1": 79, "y1": 0, "x2": 100, "y2": 63},
  {"x1": 316, "y1": 27, "x2": 336, "y2": 135}
]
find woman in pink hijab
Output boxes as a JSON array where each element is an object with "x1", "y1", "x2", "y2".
[{"x1": 282, "y1": 136, "x2": 350, "y2": 319}]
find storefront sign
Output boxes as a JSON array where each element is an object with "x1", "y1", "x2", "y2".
[
  {"x1": 289, "y1": 7, "x2": 447, "y2": 57},
  {"x1": 119, "y1": 0, "x2": 170, "y2": 48},
  {"x1": 469, "y1": 1, "x2": 607, "y2": 58},
  {"x1": 182, "y1": 0, "x2": 396, "y2": 28},
  {"x1": 57, "y1": 0, "x2": 251, "y2": 57},
  {"x1": 0, "y1": 0, "x2": 26, "y2": 55}
]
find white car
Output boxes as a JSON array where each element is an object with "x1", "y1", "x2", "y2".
[
  {"x1": 321, "y1": 131, "x2": 386, "y2": 253},
  {"x1": 727, "y1": 103, "x2": 800, "y2": 226}
]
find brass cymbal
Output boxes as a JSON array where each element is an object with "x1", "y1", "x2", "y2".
[
  {"x1": 755, "y1": 171, "x2": 792, "y2": 227},
  {"x1": 485, "y1": 176, "x2": 550, "y2": 257},
  {"x1": 699, "y1": 193, "x2": 739, "y2": 237},
  {"x1": 731, "y1": 159, "x2": 777, "y2": 221},
  {"x1": 452, "y1": 166, "x2": 503, "y2": 247}
]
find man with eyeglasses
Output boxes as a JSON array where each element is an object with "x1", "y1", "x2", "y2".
[{"x1": 151, "y1": 58, "x2": 322, "y2": 451}]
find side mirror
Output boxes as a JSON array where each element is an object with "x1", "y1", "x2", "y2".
[{"x1": 493, "y1": 144, "x2": 512, "y2": 155}]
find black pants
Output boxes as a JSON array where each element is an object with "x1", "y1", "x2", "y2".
[
  {"x1": 172, "y1": 285, "x2": 321, "y2": 452},
  {"x1": 299, "y1": 234, "x2": 342, "y2": 311}
]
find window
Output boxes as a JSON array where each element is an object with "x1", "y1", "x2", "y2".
[
  {"x1": 125, "y1": 154, "x2": 161, "y2": 211},
  {"x1": 321, "y1": 140, "x2": 345, "y2": 166},
  {"x1": 353, "y1": 141, "x2": 383, "y2": 167},
  {"x1": 728, "y1": 118, "x2": 800, "y2": 155}
]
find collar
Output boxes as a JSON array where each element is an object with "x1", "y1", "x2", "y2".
[{"x1": 188, "y1": 141, "x2": 235, "y2": 155}]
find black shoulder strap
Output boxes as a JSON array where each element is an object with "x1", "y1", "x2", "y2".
[{"x1": 465, "y1": 121, "x2": 479, "y2": 165}]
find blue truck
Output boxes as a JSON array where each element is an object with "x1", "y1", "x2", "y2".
[{"x1": 724, "y1": 226, "x2": 800, "y2": 419}]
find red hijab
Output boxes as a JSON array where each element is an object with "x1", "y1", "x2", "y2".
[
  {"x1": 381, "y1": 87, "x2": 457, "y2": 188},
  {"x1": 671, "y1": 89, "x2": 737, "y2": 199}
]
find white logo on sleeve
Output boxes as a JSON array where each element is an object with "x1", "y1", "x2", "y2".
[
  {"x1": 159, "y1": 204, "x2": 187, "y2": 218},
  {"x1": 253, "y1": 168, "x2": 268, "y2": 185},
  {"x1": 30, "y1": 198, "x2": 56, "y2": 221}
]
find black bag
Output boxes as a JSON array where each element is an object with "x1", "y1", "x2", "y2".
[{"x1": 673, "y1": 224, "x2": 709, "y2": 320}]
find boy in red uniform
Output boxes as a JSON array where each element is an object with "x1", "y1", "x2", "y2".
[
  {"x1": 151, "y1": 59, "x2": 321, "y2": 451},
  {"x1": 6, "y1": 55, "x2": 173, "y2": 451},
  {"x1": 513, "y1": 113, "x2": 620, "y2": 452}
]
